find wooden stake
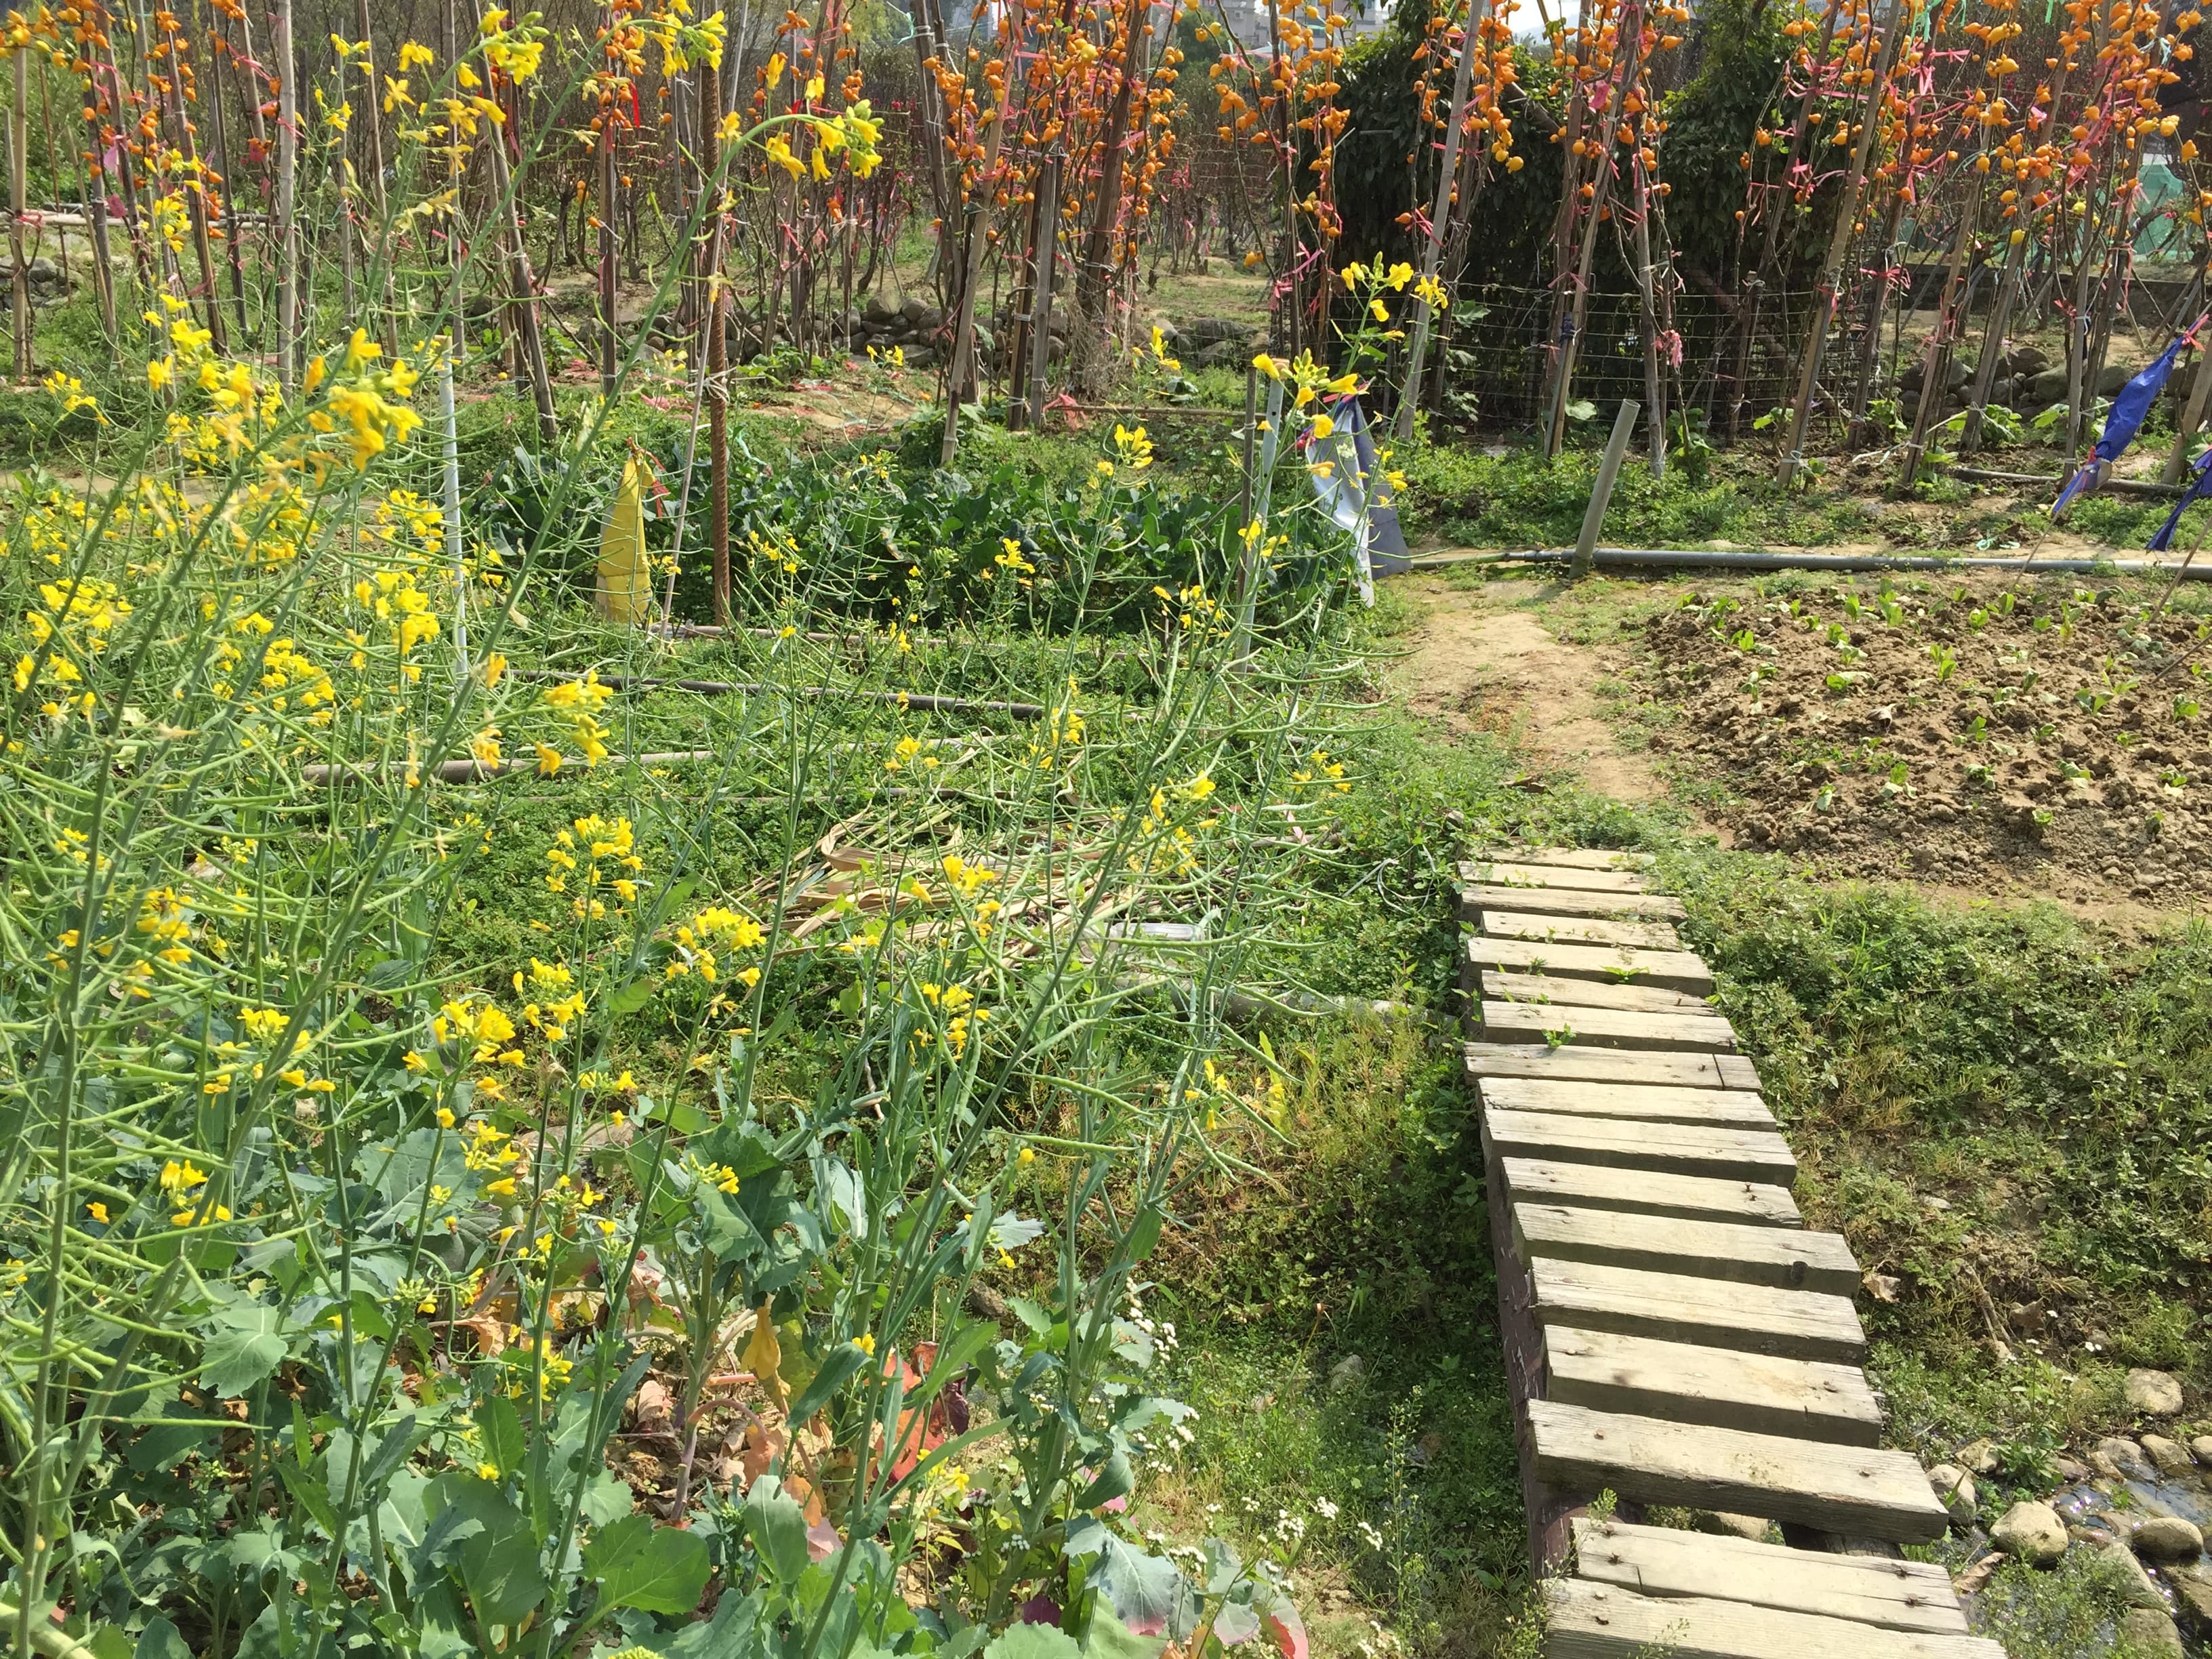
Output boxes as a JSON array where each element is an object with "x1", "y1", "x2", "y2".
[
  {"x1": 940, "y1": 102, "x2": 1004, "y2": 467},
  {"x1": 1573, "y1": 398, "x2": 1638, "y2": 577}
]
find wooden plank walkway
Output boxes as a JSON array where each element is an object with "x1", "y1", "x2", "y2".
[{"x1": 1460, "y1": 847, "x2": 1990, "y2": 1659}]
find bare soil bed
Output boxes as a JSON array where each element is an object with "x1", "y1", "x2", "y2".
[{"x1": 1624, "y1": 573, "x2": 2212, "y2": 901}]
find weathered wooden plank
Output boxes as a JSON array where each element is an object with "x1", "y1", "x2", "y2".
[
  {"x1": 1465, "y1": 846, "x2": 1656, "y2": 872},
  {"x1": 1460, "y1": 860, "x2": 1652, "y2": 893},
  {"x1": 1529, "y1": 1258, "x2": 1863, "y2": 1362},
  {"x1": 1481, "y1": 970, "x2": 1711, "y2": 1014},
  {"x1": 1462, "y1": 885, "x2": 1687, "y2": 922},
  {"x1": 1465, "y1": 937, "x2": 1715, "y2": 996},
  {"x1": 1481, "y1": 911, "x2": 1684, "y2": 951},
  {"x1": 1568, "y1": 1519, "x2": 1963, "y2": 1633},
  {"x1": 1477, "y1": 1076, "x2": 1772, "y2": 1128},
  {"x1": 1545, "y1": 1326, "x2": 1881, "y2": 1445},
  {"x1": 1544, "y1": 1580, "x2": 1995, "y2": 1659},
  {"x1": 1500, "y1": 1158, "x2": 1801, "y2": 1227},
  {"x1": 1467, "y1": 1043, "x2": 1756, "y2": 1090},
  {"x1": 1481, "y1": 1001, "x2": 1737, "y2": 1053},
  {"x1": 1528, "y1": 1403, "x2": 1949, "y2": 1544},
  {"x1": 1483, "y1": 1108, "x2": 1797, "y2": 1186},
  {"x1": 1515, "y1": 1204, "x2": 1858, "y2": 1293}
]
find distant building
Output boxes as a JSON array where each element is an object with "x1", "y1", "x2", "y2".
[{"x1": 1210, "y1": 0, "x2": 1391, "y2": 49}]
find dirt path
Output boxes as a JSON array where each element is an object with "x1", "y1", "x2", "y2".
[{"x1": 1391, "y1": 575, "x2": 1666, "y2": 802}]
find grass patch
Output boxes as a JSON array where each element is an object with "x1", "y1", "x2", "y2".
[{"x1": 1662, "y1": 856, "x2": 2212, "y2": 1449}]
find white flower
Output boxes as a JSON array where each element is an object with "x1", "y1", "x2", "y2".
[{"x1": 1314, "y1": 1496, "x2": 1340, "y2": 1520}]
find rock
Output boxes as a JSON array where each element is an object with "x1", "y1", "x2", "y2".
[
  {"x1": 1193, "y1": 338, "x2": 1246, "y2": 369},
  {"x1": 1181, "y1": 316, "x2": 1253, "y2": 347},
  {"x1": 2132, "y1": 1515, "x2": 2205, "y2": 1563},
  {"x1": 1957, "y1": 1438, "x2": 2002, "y2": 1476},
  {"x1": 2144, "y1": 1433, "x2": 2196, "y2": 1477},
  {"x1": 2056, "y1": 1456, "x2": 2091, "y2": 1482},
  {"x1": 1692, "y1": 1511, "x2": 1772, "y2": 1541},
  {"x1": 2121, "y1": 1607, "x2": 2187, "y2": 1656},
  {"x1": 1328, "y1": 1353, "x2": 1366, "y2": 1393},
  {"x1": 2102, "y1": 1540, "x2": 2171, "y2": 1609},
  {"x1": 1992, "y1": 1500, "x2": 2070, "y2": 1565},
  {"x1": 2099, "y1": 361, "x2": 2135, "y2": 396},
  {"x1": 861, "y1": 292, "x2": 897, "y2": 325},
  {"x1": 2128, "y1": 1369, "x2": 2185, "y2": 1416},
  {"x1": 2192, "y1": 1435, "x2": 2212, "y2": 1466},
  {"x1": 2005, "y1": 342, "x2": 2051, "y2": 377},
  {"x1": 2028, "y1": 366, "x2": 2070, "y2": 403},
  {"x1": 2101, "y1": 1436, "x2": 2153, "y2": 1474},
  {"x1": 2171, "y1": 1567, "x2": 2212, "y2": 1635},
  {"x1": 1928, "y1": 1463, "x2": 1978, "y2": 1513}
]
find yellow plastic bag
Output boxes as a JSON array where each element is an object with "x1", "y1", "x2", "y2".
[{"x1": 594, "y1": 456, "x2": 653, "y2": 625}]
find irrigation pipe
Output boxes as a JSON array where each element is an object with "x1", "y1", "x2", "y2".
[
  {"x1": 505, "y1": 667, "x2": 1048, "y2": 720},
  {"x1": 1507, "y1": 547, "x2": 2212, "y2": 579}
]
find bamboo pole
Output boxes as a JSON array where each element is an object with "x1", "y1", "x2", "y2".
[
  {"x1": 597, "y1": 0, "x2": 617, "y2": 397},
  {"x1": 1626, "y1": 150, "x2": 1665, "y2": 478},
  {"x1": 1899, "y1": 157, "x2": 1981, "y2": 488},
  {"x1": 275, "y1": 0, "x2": 298, "y2": 392},
  {"x1": 1025, "y1": 148, "x2": 1062, "y2": 429},
  {"x1": 700, "y1": 49, "x2": 729, "y2": 623},
  {"x1": 1844, "y1": 46, "x2": 1919, "y2": 443},
  {"x1": 1395, "y1": 0, "x2": 1481, "y2": 440},
  {"x1": 1725, "y1": 0, "x2": 1841, "y2": 441},
  {"x1": 1073, "y1": 0, "x2": 1151, "y2": 327},
  {"x1": 1776, "y1": 0, "x2": 1904, "y2": 486},
  {"x1": 483, "y1": 80, "x2": 557, "y2": 445},
  {"x1": 201, "y1": 0, "x2": 249, "y2": 337},
  {"x1": 1543, "y1": 0, "x2": 1639, "y2": 459},
  {"x1": 11, "y1": 38, "x2": 30, "y2": 382},
  {"x1": 353, "y1": 0, "x2": 396, "y2": 356},
  {"x1": 164, "y1": 19, "x2": 226, "y2": 351},
  {"x1": 1960, "y1": 224, "x2": 2030, "y2": 453}
]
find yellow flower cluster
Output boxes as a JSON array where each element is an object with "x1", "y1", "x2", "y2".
[
  {"x1": 544, "y1": 813, "x2": 644, "y2": 920},
  {"x1": 311, "y1": 330, "x2": 424, "y2": 472},
  {"x1": 666, "y1": 901, "x2": 766, "y2": 988},
  {"x1": 538, "y1": 672, "x2": 614, "y2": 773},
  {"x1": 15, "y1": 575, "x2": 130, "y2": 716},
  {"x1": 1025, "y1": 675, "x2": 1085, "y2": 773}
]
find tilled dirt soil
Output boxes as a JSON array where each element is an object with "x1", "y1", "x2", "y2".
[{"x1": 1626, "y1": 575, "x2": 2212, "y2": 901}]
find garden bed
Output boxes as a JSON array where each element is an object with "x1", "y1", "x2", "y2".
[{"x1": 1626, "y1": 573, "x2": 2212, "y2": 901}]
